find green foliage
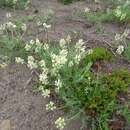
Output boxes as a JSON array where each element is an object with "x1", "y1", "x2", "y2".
[
  {"x1": 80, "y1": 1, "x2": 130, "y2": 24},
  {"x1": 0, "y1": 0, "x2": 29, "y2": 9},
  {"x1": 81, "y1": 69, "x2": 130, "y2": 129},
  {"x1": 59, "y1": 0, "x2": 82, "y2": 4},
  {"x1": 102, "y1": 70, "x2": 130, "y2": 94},
  {"x1": 124, "y1": 43, "x2": 130, "y2": 60},
  {"x1": 80, "y1": 10, "x2": 114, "y2": 23},
  {"x1": 113, "y1": 3, "x2": 130, "y2": 23},
  {"x1": 23, "y1": 36, "x2": 130, "y2": 129},
  {"x1": 60, "y1": 0, "x2": 73, "y2": 4},
  {"x1": 85, "y1": 47, "x2": 114, "y2": 63},
  {"x1": 0, "y1": 36, "x2": 27, "y2": 62}
]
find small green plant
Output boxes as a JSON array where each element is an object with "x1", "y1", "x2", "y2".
[
  {"x1": 59, "y1": 0, "x2": 82, "y2": 4},
  {"x1": 0, "y1": 0, "x2": 29, "y2": 9},
  {"x1": 85, "y1": 47, "x2": 114, "y2": 63},
  {"x1": 0, "y1": 55, "x2": 9, "y2": 68},
  {"x1": 0, "y1": 36, "x2": 27, "y2": 62},
  {"x1": 79, "y1": 10, "x2": 114, "y2": 23},
  {"x1": 59, "y1": 0, "x2": 73, "y2": 4}
]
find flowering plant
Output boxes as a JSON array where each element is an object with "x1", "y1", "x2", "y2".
[
  {"x1": 22, "y1": 35, "x2": 130, "y2": 129},
  {"x1": 0, "y1": 13, "x2": 27, "y2": 63},
  {"x1": 113, "y1": 1, "x2": 130, "y2": 22}
]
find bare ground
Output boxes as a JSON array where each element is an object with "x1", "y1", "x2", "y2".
[{"x1": 0, "y1": 65, "x2": 81, "y2": 130}]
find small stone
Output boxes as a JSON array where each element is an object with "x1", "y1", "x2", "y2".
[{"x1": 0, "y1": 120, "x2": 11, "y2": 130}]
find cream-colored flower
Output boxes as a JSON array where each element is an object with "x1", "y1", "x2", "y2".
[
  {"x1": 25, "y1": 44, "x2": 31, "y2": 51},
  {"x1": 116, "y1": 45, "x2": 124, "y2": 55},
  {"x1": 15, "y1": 57, "x2": 24, "y2": 64},
  {"x1": 51, "y1": 49, "x2": 68, "y2": 71},
  {"x1": 115, "y1": 33, "x2": 121, "y2": 41},
  {"x1": 6, "y1": 12, "x2": 11, "y2": 18},
  {"x1": 43, "y1": 23, "x2": 51, "y2": 29},
  {"x1": 39, "y1": 70, "x2": 48, "y2": 85},
  {"x1": 55, "y1": 79, "x2": 62, "y2": 93},
  {"x1": 41, "y1": 89, "x2": 50, "y2": 98},
  {"x1": 27, "y1": 56, "x2": 37, "y2": 69},
  {"x1": 123, "y1": 29, "x2": 129, "y2": 38},
  {"x1": 84, "y1": 7, "x2": 90, "y2": 13},
  {"x1": 39, "y1": 60, "x2": 46, "y2": 68},
  {"x1": 46, "y1": 101, "x2": 56, "y2": 111},
  {"x1": 55, "y1": 117, "x2": 66, "y2": 130},
  {"x1": 86, "y1": 49, "x2": 93, "y2": 55},
  {"x1": 6, "y1": 22, "x2": 16, "y2": 29},
  {"x1": 59, "y1": 39, "x2": 66, "y2": 48},
  {"x1": 21, "y1": 23, "x2": 27, "y2": 32},
  {"x1": 66, "y1": 35, "x2": 71, "y2": 43},
  {"x1": 30, "y1": 40, "x2": 35, "y2": 45},
  {"x1": 0, "y1": 63, "x2": 7, "y2": 68}
]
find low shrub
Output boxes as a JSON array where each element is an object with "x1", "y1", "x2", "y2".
[
  {"x1": 0, "y1": 0, "x2": 29, "y2": 9},
  {"x1": 84, "y1": 47, "x2": 114, "y2": 63}
]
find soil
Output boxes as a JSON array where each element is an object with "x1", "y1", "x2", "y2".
[
  {"x1": 0, "y1": 0, "x2": 130, "y2": 130},
  {"x1": 0, "y1": 64, "x2": 81, "y2": 130}
]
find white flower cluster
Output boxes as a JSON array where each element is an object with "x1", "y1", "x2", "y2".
[
  {"x1": 39, "y1": 60, "x2": 46, "y2": 68},
  {"x1": 27, "y1": 56, "x2": 37, "y2": 69},
  {"x1": 51, "y1": 49, "x2": 68, "y2": 73},
  {"x1": 25, "y1": 39, "x2": 35, "y2": 51},
  {"x1": 0, "y1": 63, "x2": 7, "y2": 68},
  {"x1": 0, "y1": 20, "x2": 27, "y2": 35},
  {"x1": 25, "y1": 44, "x2": 31, "y2": 51},
  {"x1": 55, "y1": 79, "x2": 62, "y2": 93},
  {"x1": 38, "y1": 85, "x2": 50, "y2": 98},
  {"x1": 59, "y1": 39, "x2": 67, "y2": 48},
  {"x1": 39, "y1": 69, "x2": 48, "y2": 85},
  {"x1": 35, "y1": 39, "x2": 43, "y2": 53},
  {"x1": 25, "y1": 39, "x2": 43, "y2": 52},
  {"x1": 84, "y1": 7, "x2": 90, "y2": 13},
  {"x1": 114, "y1": 6, "x2": 126, "y2": 21},
  {"x1": 74, "y1": 39, "x2": 86, "y2": 64},
  {"x1": 21, "y1": 23, "x2": 27, "y2": 32},
  {"x1": 115, "y1": 29, "x2": 129, "y2": 42},
  {"x1": 6, "y1": 12, "x2": 12, "y2": 19},
  {"x1": 55, "y1": 117, "x2": 66, "y2": 130},
  {"x1": 42, "y1": 89, "x2": 50, "y2": 98},
  {"x1": 15, "y1": 57, "x2": 24, "y2": 64},
  {"x1": 116, "y1": 45, "x2": 124, "y2": 55},
  {"x1": 46, "y1": 101, "x2": 56, "y2": 111},
  {"x1": 114, "y1": 29, "x2": 129, "y2": 55},
  {"x1": 43, "y1": 23, "x2": 51, "y2": 29},
  {"x1": 0, "y1": 22, "x2": 16, "y2": 31}
]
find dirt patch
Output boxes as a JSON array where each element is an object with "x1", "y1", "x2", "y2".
[{"x1": 0, "y1": 64, "x2": 81, "y2": 130}]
